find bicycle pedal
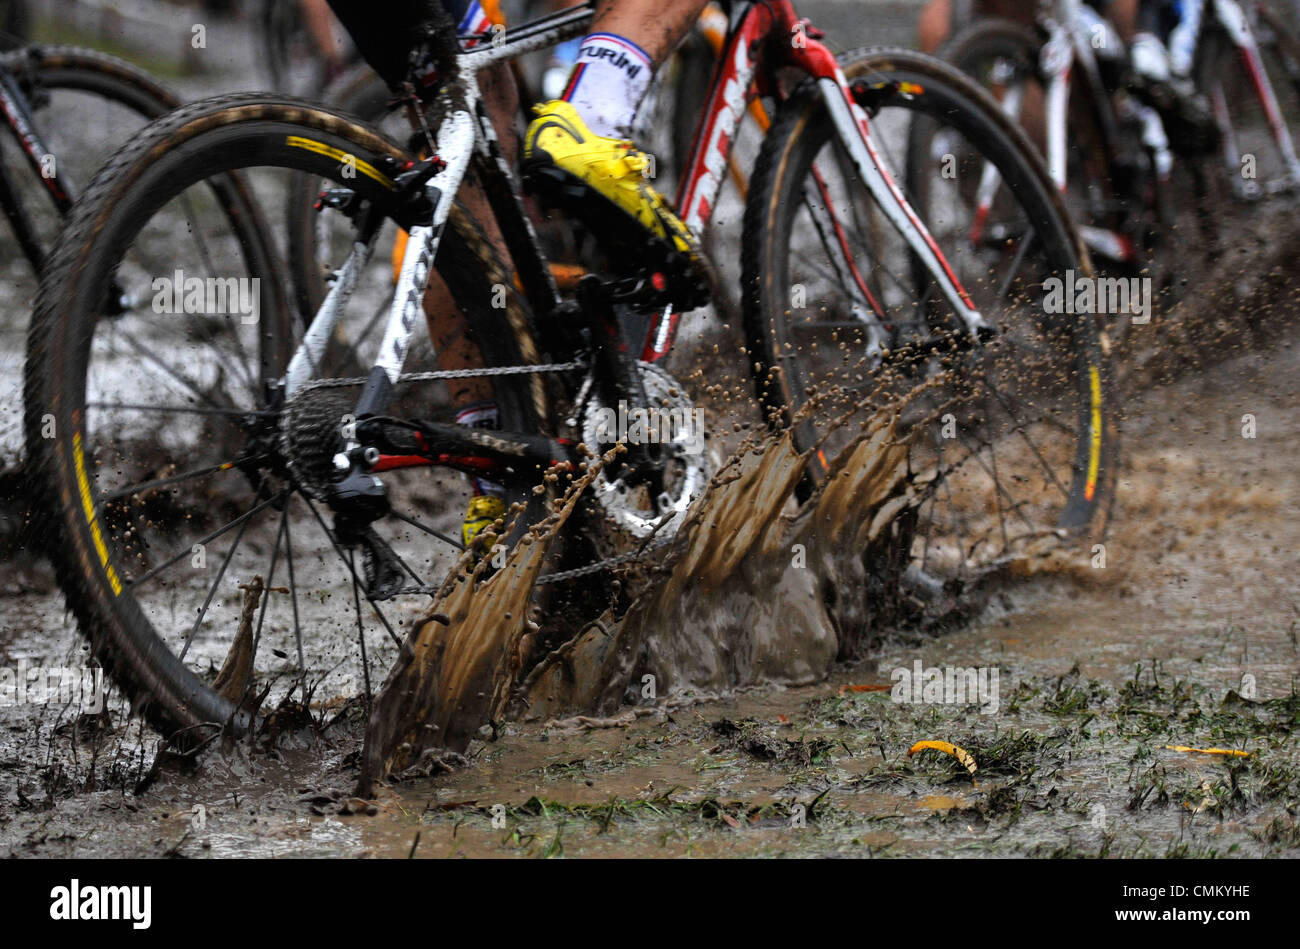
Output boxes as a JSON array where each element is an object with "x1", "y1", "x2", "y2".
[
  {"x1": 523, "y1": 162, "x2": 591, "y2": 210},
  {"x1": 576, "y1": 271, "x2": 671, "y2": 310}
]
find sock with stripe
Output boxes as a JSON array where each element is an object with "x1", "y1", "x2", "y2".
[
  {"x1": 560, "y1": 33, "x2": 653, "y2": 139},
  {"x1": 455, "y1": 401, "x2": 505, "y2": 498}
]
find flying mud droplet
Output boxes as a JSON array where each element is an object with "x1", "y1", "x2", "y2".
[{"x1": 357, "y1": 379, "x2": 945, "y2": 793}]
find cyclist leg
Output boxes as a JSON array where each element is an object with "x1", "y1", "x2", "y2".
[
  {"x1": 522, "y1": 0, "x2": 711, "y2": 308},
  {"x1": 918, "y1": 0, "x2": 954, "y2": 53},
  {"x1": 326, "y1": 0, "x2": 520, "y2": 544}
]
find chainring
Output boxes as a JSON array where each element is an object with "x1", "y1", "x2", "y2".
[{"x1": 578, "y1": 361, "x2": 712, "y2": 545}]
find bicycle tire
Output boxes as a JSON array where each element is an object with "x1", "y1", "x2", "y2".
[
  {"x1": 25, "y1": 93, "x2": 550, "y2": 743},
  {"x1": 742, "y1": 46, "x2": 1117, "y2": 575},
  {"x1": 0, "y1": 46, "x2": 181, "y2": 548},
  {"x1": 931, "y1": 19, "x2": 1159, "y2": 345}
]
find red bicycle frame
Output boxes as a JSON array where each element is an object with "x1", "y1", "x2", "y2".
[{"x1": 641, "y1": 0, "x2": 988, "y2": 362}]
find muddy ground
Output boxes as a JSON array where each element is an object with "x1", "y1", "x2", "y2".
[
  {"x1": 5, "y1": 319, "x2": 1298, "y2": 858},
  {"x1": 2, "y1": 2, "x2": 1299, "y2": 858}
]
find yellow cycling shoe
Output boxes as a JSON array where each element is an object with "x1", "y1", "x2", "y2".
[
  {"x1": 524, "y1": 100, "x2": 707, "y2": 308},
  {"x1": 462, "y1": 493, "x2": 507, "y2": 553}
]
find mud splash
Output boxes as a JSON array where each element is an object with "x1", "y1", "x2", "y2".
[
  {"x1": 357, "y1": 458, "x2": 599, "y2": 794},
  {"x1": 516, "y1": 414, "x2": 918, "y2": 719},
  {"x1": 358, "y1": 385, "x2": 936, "y2": 792},
  {"x1": 356, "y1": 198, "x2": 1300, "y2": 797}
]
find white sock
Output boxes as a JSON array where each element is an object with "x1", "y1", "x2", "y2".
[{"x1": 559, "y1": 33, "x2": 653, "y2": 139}]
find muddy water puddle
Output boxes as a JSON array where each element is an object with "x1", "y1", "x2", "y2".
[{"x1": 2, "y1": 334, "x2": 1298, "y2": 857}]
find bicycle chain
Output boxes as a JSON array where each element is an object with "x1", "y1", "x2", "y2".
[
  {"x1": 296, "y1": 359, "x2": 585, "y2": 390},
  {"x1": 536, "y1": 531, "x2": 678, "y2": 585},
  {"x1": 389, "y1": 533, "x2": 677, "y2": 597}
]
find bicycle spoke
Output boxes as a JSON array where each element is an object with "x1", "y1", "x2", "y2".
[
  {"x1": 299, "y1": 493, "x2": 403, "y2": 647},
  {"x1": 98, "y1": 454, "x2": 265, "y2": 505},
  {"x1": 252, "y1": 501, "x2": 289, "y2": 661},
  {"x1": 284, "y1": 495, "x2": 308, "y2": 705},
  {"x1": 349, "y1": 549, "x2": 374, "y2": 715},
  {"x1": 980, "y1": 372, "x2": 1080, "y2": 438},
  {"x1": 939, "y1": 465, "x2": 971, "y2": 570},
  {"x1": 118, "y1": 289, "x2": 258, "y2": 397},
  {"x1": 986, "y1": 433, "x2": 1011, "y2": 555},
  {"x1": 982, "y1": 378, "x2": 1071, "y2": 499},
  {"x1": 953, "y1": 426, "x2": 1038, "y2": 535},
  {"x1": 176, "y1": 188, "x2": 260, "y2": 392},
  {"x1": 177, "y1": 481, "x2": 265, "y2": 661},
  {"x1": 99, "y1": 324, "x2": 231, "y2": 412},
  {"x1": 993, "y1": 228, "x2": 1035, "y2": 301},
  {"x1": 334, "y1": 292, "x2": 395, "y2": 372},
  {"x1": 126, "y1": 492, "x2": 278, "y2": 590},
  {"x1": 389, "y1": 509, "x2": 466, "y2": 552}
]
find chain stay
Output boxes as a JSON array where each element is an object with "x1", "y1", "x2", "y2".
[{"x1": 300, "y1": 356, "x2": 679, "y2": 590}]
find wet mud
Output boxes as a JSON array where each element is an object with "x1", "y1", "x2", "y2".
[{"x1": 2, "y1": 1, "x2": 1298, "y2": 858}]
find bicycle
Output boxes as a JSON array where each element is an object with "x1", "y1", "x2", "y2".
[
  {"x1": 0, "y1": 45, "x2": 184, "y2": 550},
  {"x1": 25, "y1": 0, "x2": 1117, "y2": 741},
  {"x1": 928, "y1": 0, "x2": 1300, "y2": 322},
  {"x1": 282, "y1": 1, "x2": 753, "y2": 353}
]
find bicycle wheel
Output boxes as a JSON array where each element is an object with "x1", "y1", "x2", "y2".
[
  {"x1": 742, "y1": 47, "x2": 1117, "y2": 586},
  {"x1": 25, "y1": 93, "x2": 551, "y2": 742},
  {"x1": 0, "y1": 46, "x2": 180, "y2": 545},
  {"x1": 934, "y1": 19, "x2": 1171, "y2": 347},
  {"x1": 1198, "y1": 3, "x2": 1300, "y2": 199}
]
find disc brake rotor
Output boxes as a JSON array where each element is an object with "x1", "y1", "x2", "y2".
[{"x1": 580, "y1": 361, "x2": 711, "y2": 540}]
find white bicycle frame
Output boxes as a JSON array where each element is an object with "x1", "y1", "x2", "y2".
[
  {"x1": 973, "y1": 0, "x2": 1300, "y2": 265},
  {"x1": 1196, "y1": 0, "x2": 1300, "y2": 197},
  {"x1": 284, "y1": 0, "x2": 992, "y2": 417}
]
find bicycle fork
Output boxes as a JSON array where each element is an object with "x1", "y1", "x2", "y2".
[
  {"x1": 795, "y1": 43, "x2": 991, "y2": 341},
  {"x1": 1215, "y1": 0, "x2": 1300, "y2": 197}
]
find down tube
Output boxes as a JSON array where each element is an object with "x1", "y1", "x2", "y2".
[
  {"x1": 644, "y1": 10, "x2": 761, "y2": 361},
  {"x1": 815, "y1": 75, "x2": 989, "y2": 335}
]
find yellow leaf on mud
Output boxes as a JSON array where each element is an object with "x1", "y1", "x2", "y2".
[
  {"x1": 1164, "y1": 745, "x2": 1251, "y2": 758},
  {"x1": 907, "y1": 740, "x2": 978, "y2": 783}
]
